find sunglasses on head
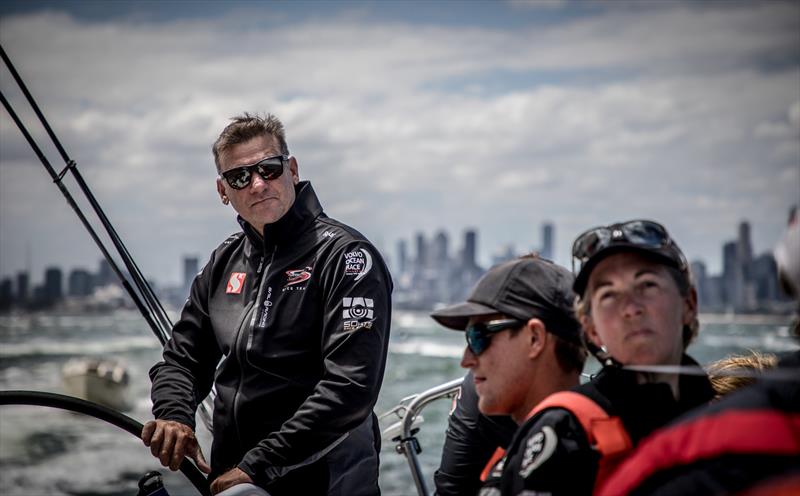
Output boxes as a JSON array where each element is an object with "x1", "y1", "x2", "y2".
[
  {"x1": 221, "y1": 155, "x2": 288, "y2": 190},
  {"x1": 465, "y1": 319, "x2": 525, "y2": 356},
  {"x1": 571, "y1": 219, "x2": 687, "y2": 273}
]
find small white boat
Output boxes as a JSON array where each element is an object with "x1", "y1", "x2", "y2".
[{"x1": 62, "y1": 357, "x2": 132, "y2": 412}]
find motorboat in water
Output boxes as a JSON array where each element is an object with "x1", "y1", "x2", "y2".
[{"x1": 61, "y1": 357, "x2": 133, "y2": 412}]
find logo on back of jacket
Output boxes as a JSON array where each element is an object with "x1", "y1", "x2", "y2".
[{"x1": 283, "y1": 267, "x2": 312, "y2": 291}]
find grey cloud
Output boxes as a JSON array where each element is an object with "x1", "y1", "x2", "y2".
[{"x1": 1, "y1": 2, "x2": 798, "y2": 282}]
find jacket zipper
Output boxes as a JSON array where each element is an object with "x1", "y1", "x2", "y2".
[{"x1": 231, "y1": 251, "x2": 275, "y2": 451}]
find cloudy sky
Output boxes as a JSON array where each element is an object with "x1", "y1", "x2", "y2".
[{"x1": 1, "y1": 0, "x2": 798, "y2": 287}]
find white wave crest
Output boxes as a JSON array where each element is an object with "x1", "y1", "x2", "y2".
[{"x1": 0, "y1": 336, "x2": 160, "y2": 358}]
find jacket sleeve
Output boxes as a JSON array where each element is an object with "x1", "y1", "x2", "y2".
[
  {"x1": 435, "y1": 370, "x2": 518, "y2": 496},
  {"x1": 149, "y1": 253, "x2": 222, "y2": 430},
  {"x1": 238, "y1": 240, "x2": 392, "y2": 485}
]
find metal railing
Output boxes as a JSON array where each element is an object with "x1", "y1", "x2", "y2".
[{"x1": 380, "y1": 377, "x2": 464, "y2": 496}]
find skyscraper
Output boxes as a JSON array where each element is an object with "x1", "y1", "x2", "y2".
[
  {"x1": 463, "y1": 229, "x2": 477, "y2": 269},
  {"x1": 396, "y1": 239, "x2": 408, "y2": 275},
  {"x1": 737, "y1": 221, "x2": 753, "y2": 275},
  {"x1": 16, "y1": 271, "x2": 29, "y2": 305},
  {"x1": 43, "y1": 267, "x2": 63, "y2": 303},
  {"x1": 722, "y1": 241, "x2": 737, "y2": 309},
  {"x1": 735, "y1": 221, "x2": 755, "y2": 310},
  {"x1": 432, "y1": 230, "x2": 449, "y2": 265},
  {"x1": 0, "y1": 278, "x2": 12, "y2": 309},
  {"x1": 183, "y1": 256, "x2": 199, "y2": 291},
  {"x1": 415, "y1": 232, "x2": 428, "y2": 270},
  {"x1": 97, "y1": 259, "x2": 114, "y2": 287},
  {"x1": 68, "y1": 268, "x2": 94, "y2": 297},
  {"x1": 541, "y1": 223, "x2": 554, "y2": 261}
]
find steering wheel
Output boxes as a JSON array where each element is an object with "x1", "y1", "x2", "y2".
[{"x1": 0, "y1": 390, "x2": 211, "y2": 496}]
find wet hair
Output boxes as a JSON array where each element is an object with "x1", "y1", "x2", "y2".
[
  {"x1": 212, "y1": 112, "x2": 290, "y2": 172},
  {"x1": 707, "y1": 351, "x2": 777, "y2": 400},
  {"x1": 574, "y1": 254, "x2": 699, "y2": 350}
]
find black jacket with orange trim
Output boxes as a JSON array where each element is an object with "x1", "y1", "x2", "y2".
[
  {"x1": 149, "y1": 181, "x2": 392, "y2": 493},
  {"x1": 479, "y1": 354, "x2": 714, "y2": 496}
]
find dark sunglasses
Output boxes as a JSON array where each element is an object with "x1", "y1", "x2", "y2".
[
  {"x1": 465, "y1": 319, "x2": 525, "y2": 356},
  {"x1": 220, "y1": 155, "x2": 288, "y2": 190},
  {"x1": 571, "y1": 219, "x2": 686, "y2": 273}
]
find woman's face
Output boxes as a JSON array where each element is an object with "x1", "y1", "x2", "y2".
[{"x1": 583, "y1": 252, "x2": 695, "y2": 366}]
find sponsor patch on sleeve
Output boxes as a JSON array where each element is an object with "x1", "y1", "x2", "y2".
[
  {"x1": 343, "y1": 248, "x2": 373, "y2": 281},
  {"x1": 342, "y1": 296, "x2": 375, "y2": 331},
  {"x1": 519, "y1": 426, "x2": 558, "y2": 478}
]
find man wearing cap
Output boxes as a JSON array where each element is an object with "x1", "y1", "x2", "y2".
[
  {"x1": 430, "y1": 254, "x2": 587, "y2": 495},
  {"x1": 485, "y1": 220, "x2": 714, "y2": 496}
]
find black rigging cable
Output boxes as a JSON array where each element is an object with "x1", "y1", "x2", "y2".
[
  {"x1": 0, "y1": 43, "x2": 213, "y2": 427},
  {"x1": 0, "y1": 89, "x2": 168, "y2": 344},
  {"x1": 0, "y1": 44, "x2": 173, "y2": 343}
]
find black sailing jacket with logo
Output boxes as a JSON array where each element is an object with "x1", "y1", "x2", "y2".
[{"x1": 149, "y1": 181, "x2": 392, "y2": 492}]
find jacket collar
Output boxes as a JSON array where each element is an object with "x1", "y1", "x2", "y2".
[
  {"x1": 238, "y1": 181, "x2": 323, "y2": 253},
  {"x1": 588, "y1": 353, "x2": 714, "y2": 442}
]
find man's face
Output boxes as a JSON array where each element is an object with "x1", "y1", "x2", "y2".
[
  {"x1": 584, "y1": 252, "x2": 693, "y2": 366},
  {"x1": 460, "y1": 314, "x2": 531, "y2": 420},
  {"x1": 216, "y1": 134, "x2": 299, "y2": 232}
]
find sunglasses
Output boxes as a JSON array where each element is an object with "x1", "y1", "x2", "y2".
[
  {"x1": 571, "y1": 219, "x2": 686, "y2": 273},
  {"x1": 220, "y1": 155, "x2": 288, "y2": 190},
  {"x1": 465, "y1": 319, "x2": 525, "y2": 356}
]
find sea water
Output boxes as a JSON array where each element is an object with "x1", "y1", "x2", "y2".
[{"x1": 0, "y1": 310, "x2": 797, "y2": 495}]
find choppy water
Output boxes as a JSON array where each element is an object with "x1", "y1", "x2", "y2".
[{"x1": 0, "y1": 310, "x2": 797, "y2": 496}]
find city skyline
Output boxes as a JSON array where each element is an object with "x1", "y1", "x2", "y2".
[
  {"x1": 0, "y1": 216, "x2": 784, "y2": 286},
  {"x1": 2, "y1": 216, "x2": 792, "y2": 315}
]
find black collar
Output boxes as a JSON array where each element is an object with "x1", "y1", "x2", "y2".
[
  {"x1": 238, "y1": 181, "x2": 324, "y2": 253},
  {"x1": 579, "y1": 354, "x2": 715, "y2": 443}
]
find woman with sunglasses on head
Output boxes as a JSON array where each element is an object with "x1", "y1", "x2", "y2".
[{"x1": 486, "y1": 220, "x2": 715, "y2": 496}]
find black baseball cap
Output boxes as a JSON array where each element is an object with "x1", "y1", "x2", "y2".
[{"x1": 430, "y1": 256, "x2": 582, "y2": 344}]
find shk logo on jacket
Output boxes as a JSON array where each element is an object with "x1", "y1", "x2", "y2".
[
  {"x1": 284, "y1": 267, "x2": 313, "y2": 290},
  {"x1": 342, "y1": 297, "x2": 375, "y2": 331},
  {"x1": 226, "y1": 273, "x2": 246, "y2": 294}
]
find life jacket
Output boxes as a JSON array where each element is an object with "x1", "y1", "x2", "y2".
[
  {"x1": 596, "y1": 406, "x2": 800, "y2": 496},
  {"x1": 480, "y1": 391, "x2": 633, "y2": 494}
]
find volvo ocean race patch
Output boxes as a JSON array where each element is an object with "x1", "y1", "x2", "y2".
[
  {"x1": 519, "y1": 426, "x2": 557, "y2": 478},
  {"x1": 342, "y1": 297, "x2": 375, "y2": 331},
  {"x1": 344, "y1": 248, "x2": 373, "y2": 281},
  {"x1": 226, "y1": 272, "x2": 246, "y2": 294}
]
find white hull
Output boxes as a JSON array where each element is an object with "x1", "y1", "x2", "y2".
[{"x1": 62, "y1": 358, "x2": 132, "y2": 412}]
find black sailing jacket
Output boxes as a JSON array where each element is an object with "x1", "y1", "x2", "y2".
[{"x1": 149, "y1": 182, "x2": 392, "y2": 492}]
